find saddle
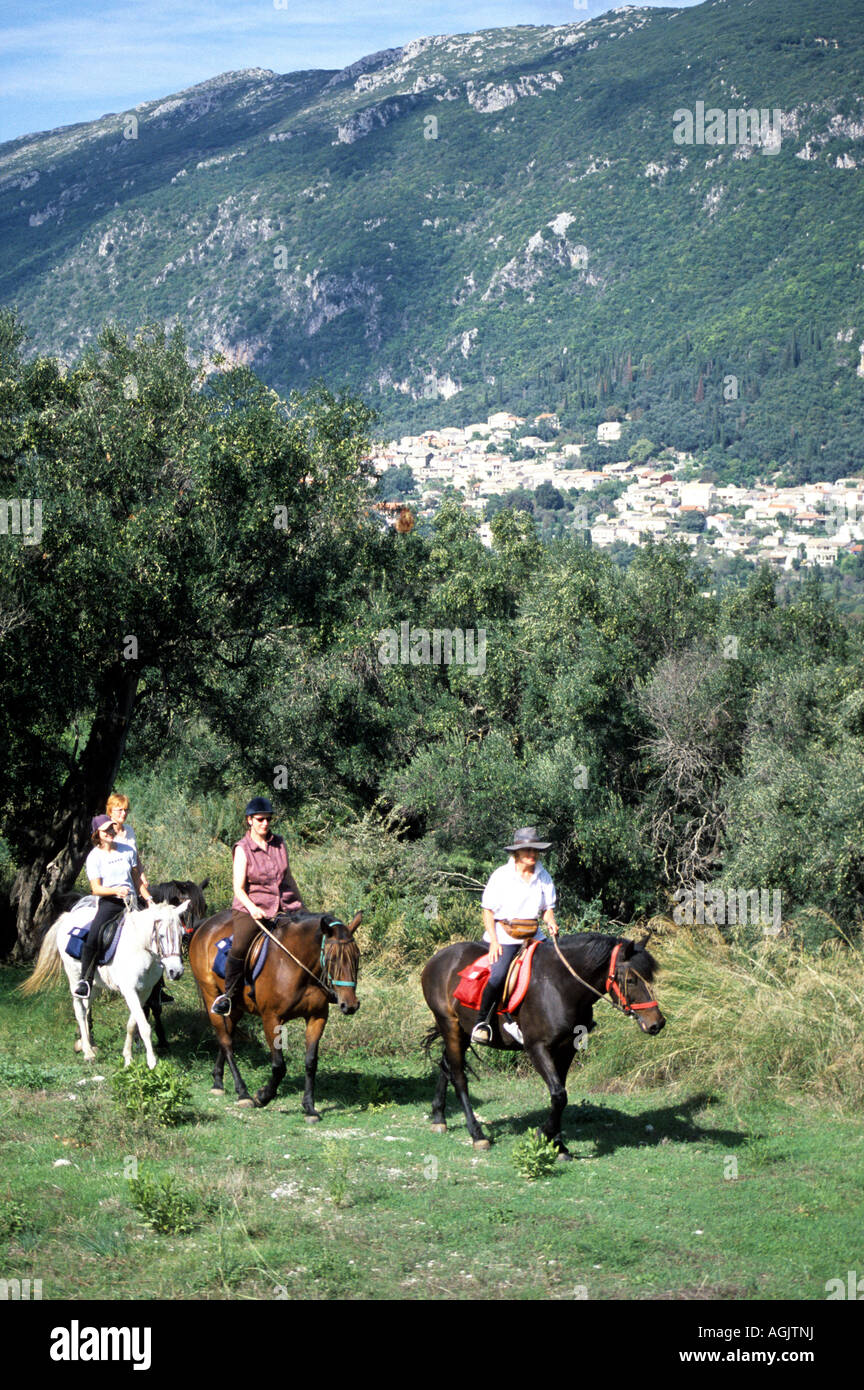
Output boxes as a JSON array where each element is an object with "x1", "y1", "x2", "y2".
[
  {"x1": 65, "y1": 899, "x2": 124, "y2": 967},
  {"x1": 453, "y1": 939, "x2": 542, "y2": 1013},
  {"x1": 213, "y1": 932, "x2": 270, "y2": 998}
]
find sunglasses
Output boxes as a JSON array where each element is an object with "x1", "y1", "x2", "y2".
[{"x1": 251, "y1": 815, "x2": 271, "y2": 823}]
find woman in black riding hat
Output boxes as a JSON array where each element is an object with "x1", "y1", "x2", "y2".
[
  {"x1": 471, "y1": 827, "x2": 559, "y2": 1044},
  {"x1": 210, "y1": 797, "x2": 304, "y2": 1016}
]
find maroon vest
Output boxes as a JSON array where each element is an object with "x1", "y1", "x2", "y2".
[{"x1": 232, "y1": 833, "x2": 301, "y2": 916}]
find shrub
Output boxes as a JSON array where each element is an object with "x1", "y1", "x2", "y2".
[
  {"x1": 127, "y1": 1171, "x2": 197, "y2": 1235},
  {"x1": 111, "y1": 1059, "x2": 192, "y2": 1127},
  {"x1": 321, "y1": 1140, "x2": 352, "y2": 1207},
  {"x1": 0, "y1": 1058, "x2": 78, "y2": 1090},
  {"x1": 0, "y1": 1193, "x2": 28, "y2": 1241},
  {"x1": 512, "y1": 1130, "x2": 559, "y2": 1180}
]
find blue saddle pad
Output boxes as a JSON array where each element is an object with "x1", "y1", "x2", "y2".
[
  {"x1": 65, "y1": 920, "x2": 123, "y2": 966},
  {"x1": 213, "y1": 933, "x2": 269, "y2": 995}
]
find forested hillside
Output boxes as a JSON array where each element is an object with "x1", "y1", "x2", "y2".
[
  {"x1": 1, "y1": 0, "x2": 863, "y2": 479},
  {"x1": 2, "y1": 317, "x2": 863, "y2": 955}
]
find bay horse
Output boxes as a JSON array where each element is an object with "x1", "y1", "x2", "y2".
[
  {"x1": 20, "y1": 900, "x2": 189, "y2": 1069},
  {"x1": 189, "y1": 908, "x2": 361, "y2": 1112},
  {"x1": 421, "y1": 932, "x2": 664, "y2": 1154}
]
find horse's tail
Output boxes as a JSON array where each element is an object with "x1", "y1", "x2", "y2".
[
  {"x1": 18, "y1": 920, "x2": 64, "y2": 995},
  {"x1": 422, "y1": 1024, "x2": 442, "y2": 1059}
]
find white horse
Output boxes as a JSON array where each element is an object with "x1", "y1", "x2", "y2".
[{"x1": 20, "y1": 899, "x2": 189, "y2": 1069}]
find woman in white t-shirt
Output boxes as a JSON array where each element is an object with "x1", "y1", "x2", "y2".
[
  {"x1": 471, "y1": 826, "x2": 560, "y2": 1045},
  {"x1": 74, "y1": 815, "x2": 153, "y2": 999}
]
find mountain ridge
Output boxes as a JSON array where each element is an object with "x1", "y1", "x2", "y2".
[{"x1": 2, "y1": 0, "x2": 863, "y2": 480}]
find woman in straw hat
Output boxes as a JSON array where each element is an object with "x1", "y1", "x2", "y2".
[{"x1": 471, "y1": 827, "x2": 559, "y2": 1044}]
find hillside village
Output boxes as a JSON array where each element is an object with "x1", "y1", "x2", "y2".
[{"x1": 370, "y1": 413, "x2": 864, "y2": 568}]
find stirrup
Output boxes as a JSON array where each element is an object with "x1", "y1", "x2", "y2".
[
  {"x1": 211, "y1": 993, "x2": 232, "y2": 1016},
  {"x1": 74, "y1": 979, "x2": 91, "y2": 1000},
  {"x1": 471, "y1": 1020, "x2": 494, "y2": 1045}
]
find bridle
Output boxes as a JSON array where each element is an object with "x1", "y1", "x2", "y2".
[
  {"x1": 147, "y1": 907, "x2": 184, "y2": 962},
  {"x1": 250, "y1": 916, "x2": 358, "y2": 1004},
  {"x1": 320, "y1": 925, "x2": 359, "y2": 992},
  {"x1": 552, "y1": 936, "x2": 659, "y2": 1016},
  {"x1": 604, "y1": 942, "x2": 659, "y2": 1017}
]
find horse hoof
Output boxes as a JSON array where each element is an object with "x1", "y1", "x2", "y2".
[
  {"x1": 473, "y1": 1138, "x2": 491, "y2": 1151},
  {"x1": 304, "y1": 1114, "x2": 321, "y2": 1124},
  {"x1": 209, "y1": 1087, "x2": 225, "y2": 1096},
  {"x1": 236, "y1": 1097, "x2": 255, "y2": 1108},
  {"x1": 431, "y1": 1123, "x2": 447, "y2": 1134},
  {"x1": 557, "y1": 1150, "x2": 573, "y2": 1162}
]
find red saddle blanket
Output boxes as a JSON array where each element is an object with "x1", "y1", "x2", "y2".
[{"x1": 453, "y1": 940, "x2": 541, "y2": 1013}]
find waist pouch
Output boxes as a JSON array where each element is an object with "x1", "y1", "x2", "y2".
[{"x1": 499, "y1": 917, "x2": 539, "y2": 941}]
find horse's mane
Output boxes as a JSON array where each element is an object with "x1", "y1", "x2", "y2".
[
  {"x1": 151, "y1": 879, "x2": 208, "y2": 914},
  {"x1": 272, "y1": 910, "x2": 348, "y2": 934},
  {"x1": 559, "y1": 931, "x2": 659, "y2": 982},
  {"x1": 272, "y1": 910, "x2": 319, "y2": 932}
]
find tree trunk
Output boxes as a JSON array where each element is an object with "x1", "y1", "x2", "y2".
[{"x1": 9, "y1": 664, "x2": 139, "y2": 960}]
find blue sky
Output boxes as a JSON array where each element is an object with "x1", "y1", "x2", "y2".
[{"x1": 0, "y1": 0, "x2": 703, "y2": 145}]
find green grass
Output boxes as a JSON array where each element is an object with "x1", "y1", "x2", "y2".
[{"x1": 1, "y1": 960, "x2": 861, "y2": 1301}]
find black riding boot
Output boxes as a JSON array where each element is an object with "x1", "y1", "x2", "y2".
[
  {"x1": 74, "y1": 939, "x2": 99, "y2": 999},
  {"x1": 471, "y1": 944, "x2": 520, "y2": 1044},
  {"x1": 211, "y1": 951, "x2": 246, "y2": 1017},
  {"x1": 471, "y1": 980, "x2": 503, "y2": 1044}
]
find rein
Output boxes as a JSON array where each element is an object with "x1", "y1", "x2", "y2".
[
  {"x1": 551, "y1": 936, "x2": 658, "y2": 1016},
  {"x1": 249, "y1": 918, "x2": 356, "y2": 1003}
]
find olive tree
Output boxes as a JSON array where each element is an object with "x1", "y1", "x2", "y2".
[{"x1": 0, "y1": 317, "x2": 373, "y2": 956}]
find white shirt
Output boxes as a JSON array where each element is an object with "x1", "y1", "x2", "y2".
[
  {"x1": 481, "y1": 858, "x2": 557, "y2": 945},
  {"x1": 113, "y1": 822, "x2": 137, "y2": 850},
  {"x1": 85, "y1": 842, "x2": 138, "y2": 894}
]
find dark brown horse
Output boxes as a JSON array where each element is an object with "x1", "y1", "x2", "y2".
[
  {"x1": 150, "y1": 878, "x2": 210, "y2": 938},
  {"x1": 189, "y1": 908, "x2": 361, "y2": 1112},
  {"x1": 422, "y1": 932, "x2": 664, "y2": 1155}
]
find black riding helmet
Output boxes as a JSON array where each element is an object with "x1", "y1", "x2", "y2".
[{"x1": 244, "y1": 796, "x2": 274, "y2": 818}]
